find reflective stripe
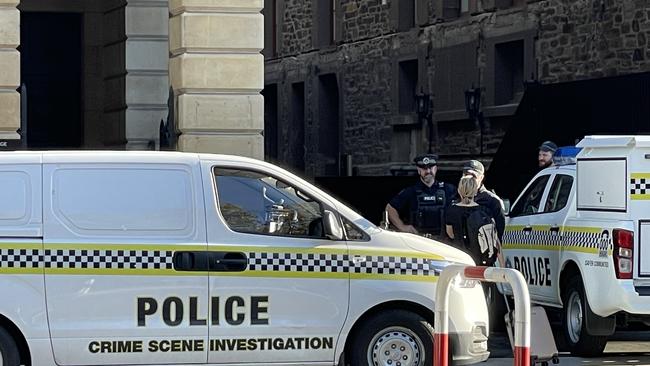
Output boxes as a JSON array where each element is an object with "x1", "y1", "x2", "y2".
[
  {"x1": 0, "y1": 244, "x2": 444, "y2": 281},
  {"x1": 503, "y1": 226, "x2": 611, "y2": 254}
]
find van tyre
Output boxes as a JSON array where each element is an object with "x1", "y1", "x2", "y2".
[
  {"x1": 562, "y1": 277, "x2": 607, "y2": 357},
  {"x1": 0, "y1": 327, "x2": 20, "y2": 366},
  {"x1": 349, "y1": 310, "x2": 437, "y2": 366}
]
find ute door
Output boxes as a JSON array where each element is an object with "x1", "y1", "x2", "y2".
[
  {"x1": 204, "y1": 162, "x2": 349, "y2": 364},
  {"x1": 43, "y1": 157, "x2": 209, "y2": 365},
  {"x1": 528, "y1": 172, "x2": 574, "y2": 303},
  {"x1": 503, "y1": 173, "x2": 551, "y2": 300}
]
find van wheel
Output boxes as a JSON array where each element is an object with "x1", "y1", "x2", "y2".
[
  {"x1": 0, "y1": 327, "x2": 20, "y2": 366},
  {"x1": 562, "y1": 277, "x2": 607, "y2": 357},
  {"x1": 349, "y1": 310, "x2": 436, "y2": 366}
]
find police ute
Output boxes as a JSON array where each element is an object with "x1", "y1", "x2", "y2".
[
  {"x1": 0, "y1": 151, "x2": 489, "y2": 366},
  {"x1": 502, "y1": 135, "x2": 650, "y2": 356}
]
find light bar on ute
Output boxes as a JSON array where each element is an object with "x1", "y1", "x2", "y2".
[{"x1": 552, "y1": 146, "x2": 582, "y2": 166}]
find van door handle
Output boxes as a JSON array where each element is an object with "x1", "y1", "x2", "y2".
[
  {"x1": 173, "y1": 251, "x2": 210, "y2": 271},
  {"x1": 522, "y1": 226, "x2": 533, "y2": 233},
  {"x1": 210, "y1": 252, "x2": 248, "y2": 272},
  {"x1": 550, "y1": 226, "x2": 560, "y2": 233}
]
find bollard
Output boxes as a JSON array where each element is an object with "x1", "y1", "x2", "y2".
[{"x1": 434, "y1": 265, "x2": 530, "y2": 366}]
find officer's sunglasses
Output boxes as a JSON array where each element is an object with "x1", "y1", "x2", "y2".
[{"x1": 417, "y1": 164, "x2": 436, "y2": 169}]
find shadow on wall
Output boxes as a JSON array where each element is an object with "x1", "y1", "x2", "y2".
[{"x1": 485, "y1": 72, "x2": 650, "y2": 203}]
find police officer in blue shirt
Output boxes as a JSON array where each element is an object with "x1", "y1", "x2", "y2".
[{"x1": 385, "y1": 154, "x2": 457, "y2": 239}]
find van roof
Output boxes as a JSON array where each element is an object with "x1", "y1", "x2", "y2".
[
  {"x1": 0, "y1": 150, "x2": 265, "y2": 165},
  {"x1": 577, "y1": 135, "x2": 650, "y2": 148}
]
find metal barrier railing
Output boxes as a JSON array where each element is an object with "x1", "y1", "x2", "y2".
[{"x1": 434, "y1": 265, "x2": 530, "y2": 366}]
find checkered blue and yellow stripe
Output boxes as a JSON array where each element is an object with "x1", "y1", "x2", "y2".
[{"x1": 503, "y1": 225, "x2": 611, "y2": 255}]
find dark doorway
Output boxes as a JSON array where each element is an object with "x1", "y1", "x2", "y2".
[
  {"x1": 21, "y1": 12, "x2": 83, "y2": 149},
  {"x1": 318, "y1": 74, "x2": 340, "y2": 176},
  {"x1": 262, "y1": 84, "x2": 278, "y2": 161},
  {"x1": 290, "y1": 82, "x2": 305, "y2": 171}
]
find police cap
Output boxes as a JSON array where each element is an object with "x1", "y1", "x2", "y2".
[
  {"x1": 463, "y1": 160, "x2": 485, "y2": 177},
  {"x1": 414, "y1": 154, "x2": 438, "y2": 168},
  {"x1": 539, "y1": 140, "x2": 558, "y2": 153}
]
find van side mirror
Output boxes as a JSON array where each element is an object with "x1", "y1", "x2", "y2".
[
  {"x1": 502, "y1": 199, "x2": 511, "y2": 216},
  {"x1": 323, "y1": 210, "x2": 344, "y2": 240}
]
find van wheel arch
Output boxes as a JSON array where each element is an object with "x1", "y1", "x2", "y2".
[
  {"x1": 342, "y1": 301, "x2": 435, "y2": 366},
  {"x1": 0, "y1": 314, "x2": 31, "y2": 366}
]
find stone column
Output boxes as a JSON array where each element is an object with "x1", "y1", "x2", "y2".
[
  {"x1": 125, "y1": 0, "x2": 169, "y2": 150},
  {"x1": 0, "y1": 0, "x2": 20, "y2": 141},
  {"x1": 169, "y1": 0, "x2": 264, "y2": 158}
]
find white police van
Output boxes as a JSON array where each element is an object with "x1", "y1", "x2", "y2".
[
  {"x1": 0, "y1": 151, "x2": 489, "y2": 366},
  {"x1": 502, "y1": 136, "x2": 650, "y2": 356}
]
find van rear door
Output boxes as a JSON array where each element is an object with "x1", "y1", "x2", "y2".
[{"x1": 0, "y1": 155, "x2": 46, "y2": 342}]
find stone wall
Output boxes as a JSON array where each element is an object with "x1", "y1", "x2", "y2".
[
  {"x1": 340, "y1": 0, "x2": 392, "y2": 42},
  {"x1": 536, "y1": 0, "x2": 650, "y2": 83},
  {"x1": 280, "y1": 0, "x2": 313, "y2": 56},
  {"x1": 266, "y1": 0, "x2": 650, "y2": 176}
]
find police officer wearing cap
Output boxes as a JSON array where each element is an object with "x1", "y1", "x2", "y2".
[
  {"x1": 385, "y1": 154, "x2": 457, "y2": 239},
  {"x1": 463, "y1": 160, "x2": 505, "y2": 240},
  {"x1": 538, "y1": 140, "x2": 558, "y2": 169}
]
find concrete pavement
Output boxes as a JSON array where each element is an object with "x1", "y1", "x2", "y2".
[{"x1": 484, "y1": 332, "x2": 650, "y2": 366}]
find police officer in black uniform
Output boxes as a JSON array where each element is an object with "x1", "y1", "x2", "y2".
[{"x1": 385, "y1": 154, "x2": 457, "y2": 240}]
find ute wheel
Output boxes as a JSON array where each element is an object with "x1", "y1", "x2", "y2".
[
  {"x1": 562, "y1": 277, "x2": 607, "y2": 357},
  {"x1": 0, "y1": 327, "x2": 20, "y2": 366},
  {"x1": 349, "y1": 309, "x2": 443, "y2": 366}
]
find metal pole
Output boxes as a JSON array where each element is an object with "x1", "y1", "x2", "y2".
[{"x1": 434, "y1": 265, "x2": 531, "y2": 366}]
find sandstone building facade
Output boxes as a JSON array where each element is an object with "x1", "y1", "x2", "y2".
[{"x1": 0, "y1": 0, "x2": 264, "y2": 157}]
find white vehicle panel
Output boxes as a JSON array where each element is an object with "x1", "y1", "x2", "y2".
[
  {"x1": 577, "y1": 158, "x2": 627, "y2": 211},
  {"x1": 42, "y1": 159, "x2": 209, "y2": 365},
  {"x1": 640, "y1": 221, "x2": 650, "y2": 276}
]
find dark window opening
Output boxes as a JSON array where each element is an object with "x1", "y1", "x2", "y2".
[
  {"x1": 494, "y1": 40, "x2": 524, "y2": 105},
  {"x1": 398, "y1": 59, "x2": 418, "y2": 114},
  {"x1": 496, "y1": 0, "x2": 514, "y2": 9},
  {"x1": 315, "y1": 0, "x2": 335, "y2": 47},
  {"x1": 398, "y1": 0, "x2": 415, "y2": 31},
  {"x1": 262, "y1": 84, "x2": 278, "y2": 161},
  {"x1": 318, "y1": 74, "x2": 340, "y2": 176},
  {"x1": 290, "y1": 82, "x2": 305, "y2": 172},
  {"x1": 264, "y1": 0, "x2": 277, "y2": 57},
  {"x1": 441, "y1": 0, "x2": 460, "y2": 19},
  {"x1": 21, "y1": 12, "x2": 83, "y2": 149},
  {"x1": 460, "y1": 0, "x2": 469, "y2": 14}
]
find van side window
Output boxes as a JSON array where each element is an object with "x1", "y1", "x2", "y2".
[
  {"x1": 543, "y1": 174, "x2": 574, "y2": 213},
  {"x1": 341, "y1": 217, "x2": 367, "y2": 241},
  {"x1": 510, "y1": 175, "x2": 550, "y2": 217},
  {"x1": 214, "y1": 168, "x2": 326, "y2": 238}
]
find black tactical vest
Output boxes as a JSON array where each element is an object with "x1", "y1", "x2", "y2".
[{"x1": 410, "y1": 182, "x2": 447, "y2": 235}]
